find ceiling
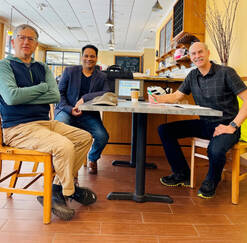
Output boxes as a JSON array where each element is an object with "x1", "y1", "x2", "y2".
[{"x1": 0, "y1": 0, "x2": 176, "y2": 52}]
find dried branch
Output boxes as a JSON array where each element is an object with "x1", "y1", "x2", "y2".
[{"x1": 195, "y1": 0, "x2": 239, "y2": 65}]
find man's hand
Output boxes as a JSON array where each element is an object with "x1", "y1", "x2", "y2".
[
  {"x1": 148, "y1": 94, "x2": 158, "y2": 104},
  {"x1": 72, "y1": 98, "x2": 84, "y2": 117},
  {"x1": 213, "y1": 124, "x2": 236, "y2": 137},
  {"x1": 75, "y1": 98, "x2": 84, "y2": 108},
  {"x1": 71, "y1": 107, "x2": 82, "y2": 117}
]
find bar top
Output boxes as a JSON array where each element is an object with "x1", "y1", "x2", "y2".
[
  {"x1": 79, "y1": 100, "x2": 223, "y2": 117},
  {"x1": 133, "y1": 75, "x2": 184, "y2": 82}
]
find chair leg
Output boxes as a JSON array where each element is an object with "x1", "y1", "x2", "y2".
[
  {"x1": 190, "y1": 139, "x2": 196, "y2": 188},
  {"x1": 32, "y1": 161, "x2": 39, "y2": 172},
  {"x1": 43, "y1": 157, "x2": 53, "y2": 224},
  {"x1": 7, "y1": 161, "x2": 22, "y2": 198},
  {"x1": 231, "y1": 148, "x2": 240, "y2": 204},
  {"x1": 0, "y1": 160, "x2": 2, "y2": 177},
  {"x1": 83, "y1": 160, "x2": 87, "y2": 167}
]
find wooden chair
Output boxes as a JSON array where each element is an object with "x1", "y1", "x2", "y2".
[
  {"x1": 190, "y1": 137, "x2": 247, "y2": 204},
  {"x1": 0, "y1": 119, "x2": 54, "y2": 224}
]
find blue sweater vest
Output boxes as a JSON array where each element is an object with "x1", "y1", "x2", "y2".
[{"x1": 0, "y1": 60, "x2": 50, "y2": 128}]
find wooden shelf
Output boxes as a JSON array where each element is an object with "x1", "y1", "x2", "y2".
[
  {"x1": 156, "y1": 49, "x2": 175, "y2": 62},
  {"x1": 175, "y1": 55, "x2": 191, "y2": 68},
  {"x1": 156, "y1": 56, "x2": 191, "y2": 74},
  {"x1": 156, "y1": 63, "x2": 180, "y2": 74}
]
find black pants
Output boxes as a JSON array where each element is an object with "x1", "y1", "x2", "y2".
[{"x1": 158, "y1": 119, "x2": 240, "y2": 184}]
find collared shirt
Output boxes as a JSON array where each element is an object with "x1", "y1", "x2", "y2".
[{"x1": 179, "y1": 62, "x2": 247, "y2": 123}]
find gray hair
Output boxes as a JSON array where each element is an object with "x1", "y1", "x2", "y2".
[{"x1": 13, "y1": 24, "x2": 39, "y2": 39}]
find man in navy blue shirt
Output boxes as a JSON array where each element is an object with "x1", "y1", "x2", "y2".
[
  {"x1": 55, "y1": 45, "x2": 110, "y2": 175},
  {"x1": 149, "y1": 42, "x2": 247, "y2": 199}
]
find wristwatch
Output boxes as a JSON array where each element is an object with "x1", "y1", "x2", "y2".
[{"x1": 229, "y1": 121, "x2": 239, "y2": 130}]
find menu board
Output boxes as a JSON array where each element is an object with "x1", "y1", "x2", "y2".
[{"x1": 115, "y1": 56, "x2": 140, "y2": 72}]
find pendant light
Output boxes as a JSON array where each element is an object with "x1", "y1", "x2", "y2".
[
  {"x1": 152, "y1": 0, "x2": 163, "y2": 11},
  {"x1": 105, "y1": 0, "x2": 114, "y2": 27}
]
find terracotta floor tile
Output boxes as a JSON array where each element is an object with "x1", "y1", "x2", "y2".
[
  {"x1": 101, "y1": 223, "x2": 197, "y2": 237},
  {"x1": 54, "y1": 234, "x2": 158, "y2": 243},
  {"x1": 0, "y1": 219, "x2": 7, "y2": 229},
  {"x1": 142, "y1": 212, "x2": 230, "y2": 225},
  {"x1": 74, "y1": 211, "x2": 142, "y2": 223},
  {"x1": 0, "y1": 232, "x2": 55, "y2": 243},
  {"x1": 1, "y1": 220, "x2": 100, "y2": 233},
  {"x1": 1, "y1": 155, "x2": 247, "y2": 241},
  {"x1": 84, "y1": 199, "x2": 171, "y2": 213},
  {"x1": 171, "y1": 204, "x2": 247, "y2": 215},
  {"x1": 195, "y1": 225, "x2": 244, "y2": 240},
  {"x1": 159, "y1": 237, "x2": 241, "y2": 243},
  {"x1": 227, "y1": 215, "x2": 247, "y2": 224},
  {"x1": 4, "y1": 199, "x2": 41, "y2": 210},
  {"x1": 0, "y1": 198, "x2": 7, "y2": 208},
  {"x1": 0, "y1": 208, "x2": 43, "y2": 220}
]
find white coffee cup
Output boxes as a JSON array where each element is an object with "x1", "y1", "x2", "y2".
[{"x1": 130, "y1": 88, "x2": 139, "y2": 103}]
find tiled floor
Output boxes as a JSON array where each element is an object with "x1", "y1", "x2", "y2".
[{"x1": 0, "y1": 155, "x2": 247, "y2": 243}]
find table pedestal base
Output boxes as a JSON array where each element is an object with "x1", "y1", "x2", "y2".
[
  {"x1": 112, "y1": 160, "x2": 157, "y2": 169},
  {"x1": 107, "y1": 192, "x2": 173, "y2": 203}
]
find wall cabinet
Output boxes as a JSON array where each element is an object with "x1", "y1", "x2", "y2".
[
  {"x1": 156, "y1": 0, "x2": 206, "y2": 75},
  {"x1": 173, "y1": 0, "x2": 206, "y2": 41}
]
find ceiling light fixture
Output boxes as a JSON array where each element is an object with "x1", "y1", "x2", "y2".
[
  {"x1": 152, "y1": 0, "x2": 163, "y2": 11},
  {"x1": 108, "y1": 39, "x2": 114, "y2": 46},
  {"x1": 109, "y1": 46, "x2": 114, "y2": 51},
  {"x1": 37, "y1": 3, "x2": 48, "y2": 11},
  {"x1": 106, "y1": 26, "x2": 113, "y2": 33},
  {"x1": 105, "y1": 0, "x2": 114, "y2": 27}
]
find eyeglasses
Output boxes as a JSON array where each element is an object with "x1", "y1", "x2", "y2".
[{"x1": 16, "y1": 35, "x2": 37, "y2": 42}]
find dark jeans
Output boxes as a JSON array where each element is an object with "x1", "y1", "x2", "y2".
[
  {"x1": 158, "y1": 119, "x2": 240, "y2": 184},
  {"x1": 55, "y1": 111, "x2": 109, "y2": 162}
]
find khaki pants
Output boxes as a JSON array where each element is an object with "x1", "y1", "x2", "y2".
[{"x1": 3, "y1": 120, "x2": 92, "y2": 196}]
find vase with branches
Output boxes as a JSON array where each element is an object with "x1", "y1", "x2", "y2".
[{"x1": 196, "y1": 0, "x2": 240, "y2": 66}]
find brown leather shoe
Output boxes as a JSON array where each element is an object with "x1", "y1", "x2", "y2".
[{"x1": 88, "y1": 161, "x2": 97, "y2": 174}]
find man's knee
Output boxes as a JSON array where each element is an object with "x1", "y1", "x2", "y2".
[
  {"x1": 55, "y1": 111, "x2": 71, "y2": 125},
  {"x1": 207, "y1": 143, "x2": 227, "y2": 162},
  {"x1": 54, "y1": 139, "x2": 75, "y2": 157},
  {"x1": 93, "y1": 128, "x2": 109, "y2": 144}
]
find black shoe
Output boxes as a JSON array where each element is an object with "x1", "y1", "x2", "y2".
[
  {"x1": 69, "y1": 185, "x2": 97, "y2": 205},
  {"x1": 197, "y1": 180, "x2": 216, "y2": 199},
  {"x1": 160, "y1": 173, "x2": 190, "y2": 187},
  {"x1": 37, "y1": 184, "x2": 75, "y2": 221}
]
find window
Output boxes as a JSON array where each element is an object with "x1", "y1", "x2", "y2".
[
  {"x1": 159, "y1": 27, "x2": 165, "y2": 57},
  {"x1": 45, "y1": 51, "x2": 80, "y2": 79},
  {"x1": 165, "y1": 19, "x2": 172, "y2": 53},
  {"x1": 159, "y1": 18, "x2": 172, "y2": 57},
  {"x1": 4, "y1": 34, "x2": 14, "y2": 57}
]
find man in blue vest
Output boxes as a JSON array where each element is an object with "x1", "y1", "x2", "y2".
[{"x1": 0, "y1": 24, "x2": 97, "y2": 220}]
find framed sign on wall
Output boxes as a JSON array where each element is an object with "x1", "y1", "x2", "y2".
[{"x1": 115, "y1": 56, "x2": 141, "y2": 72}]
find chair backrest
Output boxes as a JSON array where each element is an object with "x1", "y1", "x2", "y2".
[
  {"x1": 49, "y1": 104, "x2": 55, "y2": 120},
  {"x1": 0, "y1": 118, "x2": 3, "y2": 147}
]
